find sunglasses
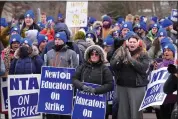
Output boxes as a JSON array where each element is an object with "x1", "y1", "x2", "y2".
[{"x1": 91, "y1": 52, "x2": 99, "y2": 56}]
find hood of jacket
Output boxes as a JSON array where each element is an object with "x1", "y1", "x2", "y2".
[
  {"x1": 84, "y1": 45, "x2": 107, "y2": 63},
  {"x1": 54, "y1": 23, "x2": 71, "y2": 40}
]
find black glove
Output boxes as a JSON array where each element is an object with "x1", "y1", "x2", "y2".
[
  {"x1": 82, "y1": 85, "x2": 90, "y2": 92},
  {"x1": 168, "y1": 64, "x2": 177, "y2": 74}
]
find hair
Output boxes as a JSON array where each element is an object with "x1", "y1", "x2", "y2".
[
  {"x1": 41, "y1": 12, "x2": 46, "y2": 16},
  {"x1": 152, "y1": 37, "x2": 161, "y2": 57}
]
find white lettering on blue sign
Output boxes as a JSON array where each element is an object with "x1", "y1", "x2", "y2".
[
  {"x1": 45, "y1": 70, "x2": 71, "y2": 79},
  {"x1": 83, "y1": 109, "x2": 92, "y2": 118},
  {"x1": 45, "y1": 102, "x2": 64, "y2": 111}
]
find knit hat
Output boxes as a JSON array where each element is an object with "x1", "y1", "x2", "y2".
[
  {"x1": 74, "y1": 31, "x2": 85, "y2": 40},
  {"x1": 102, "y1": 15, "x2": 112, "y2": 24},
  {"x1": 88, "y1": 17, "x2": 96, "y2": 24},
  {"x1": 86, "y1": 33, "x2": 95, "y2": 39},
  {"x1": 55, "y1": 32, "x2": 67, "y2": 43},
  {"x1": 24, "y1": 10, "x2": 35, "y2": 19},
  {"x1": 21, "y1": 38, "x2": 32, "y2": 47},
  {"x1": 103, "y1": 35, "x2": 114, "y2": 46},
  {"x1": 10, "y1": 26, "x2": 20, "y2": 34},
  {"x1": 151, "y1": 16, "x2": 158, "y2": 23},
  {"x1": 157, "y1": 28, "x2": 167, "y2": 37},
  {"x1": 140, "y1": 22, "x2": 147, "y2": 31},
  {"x1": 124, "y1": 31, "x2": 137, "y2": 40},
  {"x1": 117, "y1": 17, "x2": 125, "y2": 24},
  {"x1": 121, "y1": 22, "x2": 133, "y2": 31},
  {"x1": 37, "y1": 34, "x2": 48, "y2": 46},
  {"x1": 161, "y1": 19, "x2": 173, "y2": 28},
  {"x1": 37, "y1": 22, "x2": 45, "y2": 29},
  {"x1": 160, "y1": 37, "x2": 171, "y2": 49},
  {"x1": 140, "y1": 16, "x2": 146, "y2": 23},
  {"x1": 58, "y1": 13, "x2": 63, "y2": 19},
  {"x1": 163, "y1": 43, "x2": 176, "y2": 55},
  {"x1": 9, "y1": 34, "x2": 21, "y2": 44},
  {"x1": 47, "y1": 16, "x2": 55, "y2": 23},
  {"x1": 0, "y1": 18, "x2": 8, "y2": 27},
  {"x1": 151, "y1": 23, "x2": 159, "y2": 29}
]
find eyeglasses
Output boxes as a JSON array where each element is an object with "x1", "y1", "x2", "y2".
[{"x1": 91, "y1": 53, "x2": 99, "y2": 57}]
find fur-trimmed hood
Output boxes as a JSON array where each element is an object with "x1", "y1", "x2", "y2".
[
  {"x1": 14, "y1": 45, "x2": 39, "y2": 59},
  {"x1": 93, "y1": 21, "x2": 103, "y2": 29},
  {"x1": 84, "y1": 45, "x2": 107, "y2": 63}
]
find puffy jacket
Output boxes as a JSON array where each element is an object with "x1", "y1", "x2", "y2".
[
  {"x1": 110, "y1": 47, "x2": 150, "y2": 87},
  {"x1": 9, "y1": 46, "x2": 43, "y2": 74},
  {"x1": 72, "y1": 45, "x2": 113, "y2": 94}
]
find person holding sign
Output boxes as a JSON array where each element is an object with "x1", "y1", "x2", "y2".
[
  {"x1": 45, "y1": 31, "x2": 79, "y2": 119},
  {"x1": 110, "y1": 34, "x2": 150, "y2": 119},
  {"x1": 72, "y1": 45, "x2": 113, "y2": 119},
  {"x1": 151, "y1": 43, "x2": 177, "y2": 119}
]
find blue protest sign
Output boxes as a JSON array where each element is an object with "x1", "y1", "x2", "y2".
[
  {"x1": 72, "y1": 83, "x2": 106, "y2": 119},
  {"x1": 139, "y1": 67, "x2": 169, "y2": 111},
  {"x1": 1, "y1": 77, "x2": 8, "y2": 112},
  {"x1": 38, "y1": 66, "x2": 75, "y2": 115},
  {"x1": 8, "y1": 74, "x2": 41, "y2": 119}
]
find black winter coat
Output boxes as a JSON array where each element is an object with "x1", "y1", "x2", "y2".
[{"x1": 72, "y1": 62, "x2": 113, "y2": 94}]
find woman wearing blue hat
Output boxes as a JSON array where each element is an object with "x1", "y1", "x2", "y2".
[
  {"x1": 9, "y1": 38, "x2": 43, "y2": 74},
  {"x1": 21, "y1": 10, "x2": 41, "y2": 38}
]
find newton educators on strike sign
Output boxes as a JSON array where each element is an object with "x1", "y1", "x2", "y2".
[{"x1": 38, "y1": 66, "x2": 75, "y2": 115}]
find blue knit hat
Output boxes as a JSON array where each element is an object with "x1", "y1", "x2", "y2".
[
  {"x1": 10, "y1": 26, "x2": 20, "y2": 34},
  {"x1": 37, "y1": 34, "x2": 48, "y2": 46},
  {"x1": 86, "y1": 33, "x2": 95, "y2": 39},
  {"x1": 160, "y1": 37, "x2": 171, "y2": 49},
  {"x1": 37, "y1": 22, "x2": 45, "y2": 29},
  {"x1": 140, "y1": 22, "x2": 147, "y2": 31},
  {"x1": 102, "y1": 16, "x2": 112, "y2": 24},
  {"x1": 24, "y1": 10, "x2": 35, "y2": 19},
  {"x1": 103, "y1": 35, "x2": 114, "y2": 46},
  {"x1": 47, "y1": 16, "x2": 55, "y2": 23},
  {"x1": 140, "y1": 16, "x2": 146, "y2": 22},
  {"x1": 124, "y1": 31, "x2": 137, "y2": 40},
  {"x1": 163, "y1": 43, "x2": 176, "y2": 55},
  {"x1": 58, "y1": 13, "x2": 63, "y2": 19},
  {"x1": 88, "y1": 17, "x2": 96, "y2": 24},
  {"x1": 9, "y1": 34, "x2": 21, "y2": 44},
  {"x1": 117, "y1": 17, "x2": 125, "y2": 24},
  {"x1": 55, "y1": 32, "x2": 67, "y2": 43},
  {"x1": 0, "y1": 18, "x2": 8, "y2": 27},
  {"x1": 157, "y1": 28, "x2": 167, "y2": 37},
  {"x1": 21, "y1": 38, "x2": 32, "y2": 47},
  {"x1": 121, "y1": 22, "x2": 133, "y2": 31},
  {"x1": 151, "y1": 16, "x2": 158, "y2": 23},
  {"x1": 151, "y1": 23, "x2": 159, "y2": 29},
  {"x1": 161, "y1": 19, "x2": 173, "y2": 28}
]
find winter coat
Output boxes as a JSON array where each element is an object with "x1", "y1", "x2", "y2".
[
  {"x1": 144, "y1": 30, "x2": 157, "y2": 51},
  {"x1": 0, "y1": 56, "x2": 5, "y2": 76},
  {"x1": 0, "y1": 41, "x2": 4, "y2": 53},
  {"x1": 72, "y1": 45, "x2": 113, "y2": 94},
  {"x1": 1, "y1": 46, "x2": 16, "y2": 76},
  {"x1": 42, "y1": 41, "x2": 83, "y2": 65},
  {"x1": 9, "y1": 45, "x2": 43, "y2": 74},
  {"x1": 164, "y1": 74, "x2": 177, "y2": 95},
  {"x1": 46, "y1": 45, "x2": 79, "y2": 68},
  {"x1": 0, "y1": 26, "x2": 10, "y2": 47},
  {"x1": 167, "y1": 30, "x2": 178, "y2": 46},
  {"x1": 75, "y1": 39, "x2": 91, "y2": 62},
  {"x1": 40, "y1": 28, "x2": 55, "y2": 41},
  {"x1": 110, "y1": 46, "x2": 150, "y2": 87},
  {"x1": 21, "y1": 23, "x2": 41, "y2": 38}
]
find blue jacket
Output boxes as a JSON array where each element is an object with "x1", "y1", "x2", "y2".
[{"x1": 9, "y1": 46, "x2": 43, "y2": 74}]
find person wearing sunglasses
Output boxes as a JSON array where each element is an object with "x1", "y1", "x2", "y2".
[{"x1": 72, "y1": 45, "x2": 113, "y2": 119}]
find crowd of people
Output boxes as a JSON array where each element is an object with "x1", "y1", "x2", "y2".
[{"x1": 0, "y1": 8, "x2": 178, "y2": 119}]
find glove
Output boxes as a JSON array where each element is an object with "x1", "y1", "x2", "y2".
[
  {"x1": 168, "y1": 64, "x2": 177, "y2": 74},
  {"x1": 88, "y1": 86, "x2": 96, "y2": 94},
  {"x1": 82, "y1": 85, "x2": 90, "y2": 92}
]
